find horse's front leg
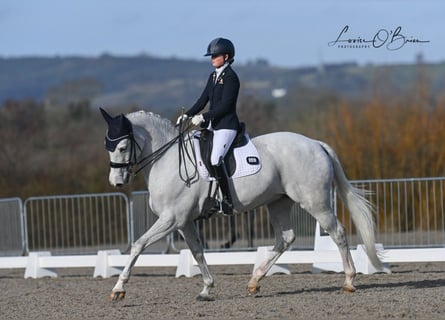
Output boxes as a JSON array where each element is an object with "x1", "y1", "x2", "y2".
[
  {"x1": 178, "y1": 221, "x2": 214, "y2": 301},
  {"x1": 110, "y1": 215, "x2": 176, "y2": 302}
]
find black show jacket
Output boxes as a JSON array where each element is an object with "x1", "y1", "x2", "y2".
[{"x1": 186, "y1": 65, "x2": 240, "y2": 131}]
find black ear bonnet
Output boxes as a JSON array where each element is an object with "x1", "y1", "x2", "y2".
[{"x1": 100, "y1": 108, "x2": 133, "y2": 152}]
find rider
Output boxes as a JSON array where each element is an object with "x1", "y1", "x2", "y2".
[{"x1": 177, "y1": 37, "x2": 241, "y2": 215}]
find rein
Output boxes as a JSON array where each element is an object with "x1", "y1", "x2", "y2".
[
  {"x1": 134, "y1": 133, "x2": 180, "y2": 175},
  {"x1": 177, "y1": 121, "x2": 199, "y2": 187}
]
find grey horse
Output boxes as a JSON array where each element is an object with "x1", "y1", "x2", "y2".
[{"x1": 100, "y1": 108, "x2": 384, "y2": 302}]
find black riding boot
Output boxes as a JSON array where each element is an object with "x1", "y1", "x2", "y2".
[{"x1": 212, "y1": 163, "x2": 233, "y2": 215}]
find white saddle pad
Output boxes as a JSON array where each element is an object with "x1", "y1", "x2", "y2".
[{"x1": 192, "y1": 131, "x2": 262, "y2": 181}]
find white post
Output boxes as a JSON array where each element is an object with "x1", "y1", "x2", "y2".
[
  {"x1": 93, "y1": 250, "x2": 123, "y2": 278},
  {"x1": 175, "y1": 249, "x2": 201, "y2": 278},
  {"x1": 24, "y1": 252, "x2": 58, "y2": 279},
  {"x1": 352, "y1": 244, "x2": 391, "y2": 274}
]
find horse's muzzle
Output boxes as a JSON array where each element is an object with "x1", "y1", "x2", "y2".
[{"x1": 109, "y1": 168, "x2": 130, "y2": 187}]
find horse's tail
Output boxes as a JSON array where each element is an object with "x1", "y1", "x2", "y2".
[{"x1": 318, "y1": 141, "x2": 384, "y2": 270}]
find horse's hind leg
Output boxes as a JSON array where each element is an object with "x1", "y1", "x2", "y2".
[
  {"x1": 247, "y1": 197, "x2": 296, "y2": 295},
  {"x1": 110, "y1": 215, "x2": 176, "y2": 301},
  {"x1": 313, "y1": 210, "x2": 356, "y2": 292},
  {"x1": 178, "y1": 221, "x2": 215, "y2": 301}
]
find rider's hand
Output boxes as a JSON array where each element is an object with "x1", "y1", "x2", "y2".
[
  {"x1": 176, "y1": 114, "x2": 188, "y2": 125},
  {"x1": 191, "y1": 114, "x2": 205, "y2": 126}
]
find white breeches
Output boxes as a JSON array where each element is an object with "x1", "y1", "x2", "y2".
[{"x1": 210, "y1": 129, "x2": 237, "y2": 166}]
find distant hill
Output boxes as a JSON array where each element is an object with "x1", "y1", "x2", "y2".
[{"x1": 1, "y1": 54, "x2": 444, "y2": 117}]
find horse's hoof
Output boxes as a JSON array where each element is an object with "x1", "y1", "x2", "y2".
[
  {"x1": 109, "y1": 290, "x2": 126, "y2": 302},
  {"x1": 341, "y1": 285, "x2": 356, "y2": 293},
  {"x1": 196, "y1": 294, "x2": 215, "y2": 302},
  {"x1": 246, "y1": 284, "x2": 260, "y2": 296}
]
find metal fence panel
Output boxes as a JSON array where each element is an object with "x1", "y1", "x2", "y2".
[
  {"x1": 24, "y1": 193, "x2": 130, "y2": 255},
  {"x1": 1, "y1": 176, "x2": 443, "y2": 256},
  {"x1": 0, "y1": 197, "x2": 25, "y2": 256},
  {"x1": 338, "y1": 177, "x2": 445, "y2": 248}
]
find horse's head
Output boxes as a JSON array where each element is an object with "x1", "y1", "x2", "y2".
[{"x1": 100, "y1": 108, "x2": 143, "y2": 187}]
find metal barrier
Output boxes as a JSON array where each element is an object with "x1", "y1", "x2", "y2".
[
  {"x1": 0, "y1": 197, "x2": 25, "y2": 256},
  {"x1": 1, "y1": 177, "x2": 444, "y2": 257},
  {"x1": 339, "y1": 177, "x2": 445, "y2": 248},
  {"x1": 24, "y1": 193, "x2": 131, "y2": 255}
]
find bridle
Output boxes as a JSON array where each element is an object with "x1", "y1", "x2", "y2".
[
  {"x1": 107, "y1": 131, "x2": 141, "y2": 174},
  {"x1": 107, "y1": 121, "x2": 198, "y2": 185}
]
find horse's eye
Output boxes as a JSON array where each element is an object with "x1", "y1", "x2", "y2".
[{"x1": 118, "y1": 146, "x2": 127, "y2": 153}]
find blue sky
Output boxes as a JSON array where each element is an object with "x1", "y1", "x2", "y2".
[{"x1": 0, "y1": 0, "x2": 443, "y2": 67}]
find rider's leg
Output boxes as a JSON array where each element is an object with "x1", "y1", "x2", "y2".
[
  {"x1": 212, "y1": 160, "x2": 233, "y2": 214},
  {"x1": 210, "y1": 129, "x2": 237, "y2": 166},
  {"x1": 210, "y1": 129, "x2": 237, "y2": 214}
]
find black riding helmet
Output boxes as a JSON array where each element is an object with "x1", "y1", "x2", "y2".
[{"x1": 204, "y1": 38, "x2": 235, "y2": 63}]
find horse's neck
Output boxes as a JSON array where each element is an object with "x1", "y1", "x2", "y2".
[
  {"x1": 149, "y1": 129, "x2": 172, "y2": 151},
  {"x1": 133, "y1": 126, "x2": 172, "y2": 156},
  {"x1": 130, "y1": 113, "x2": 177, "y2": 152}
]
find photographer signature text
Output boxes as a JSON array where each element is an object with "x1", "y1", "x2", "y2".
[{"x1": 328, "y1": 25, "x2": 430, "y2": 50}]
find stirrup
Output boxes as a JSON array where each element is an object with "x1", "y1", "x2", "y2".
[
  {"x1": 219, "y1": 198, "x2": 233, "y2": 216},
  {"x1": 199, "y1": 196, "x2": 233, "y2": 219}
]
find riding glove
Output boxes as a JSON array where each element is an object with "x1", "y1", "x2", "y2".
[{"x1": 191, "y1": 114, "x2": 205, "y2": 126}]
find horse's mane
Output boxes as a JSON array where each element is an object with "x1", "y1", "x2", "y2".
[{"x1": 126, "y1": 110, "x2": 177, "y2": 140}]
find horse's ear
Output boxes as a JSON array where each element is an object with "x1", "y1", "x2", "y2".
[{"x1": 100, "y1": 107, "x2": 113, "y2": 124}]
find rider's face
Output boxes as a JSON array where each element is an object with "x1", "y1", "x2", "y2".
[{"x1": 211, "y1": 54, "x2": 227, "y2": 68}]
